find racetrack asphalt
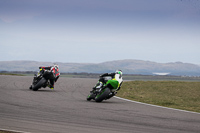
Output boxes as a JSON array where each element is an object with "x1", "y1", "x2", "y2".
[{"x1": 0, "y1": 75, "x2": 200, "y2": 133}]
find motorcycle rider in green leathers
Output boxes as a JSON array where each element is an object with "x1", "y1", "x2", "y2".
[{"x1": 92, "y1": 70, "x2": 123, "y2": 99}]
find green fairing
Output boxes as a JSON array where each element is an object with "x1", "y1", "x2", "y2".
[{"x1": 106, "y1": 80, "x2": 119, "y2": 89}]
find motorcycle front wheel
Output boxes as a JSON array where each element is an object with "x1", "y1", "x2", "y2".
[{"x1": 87, "y1": 93, "x2": 95, "y2": 101}]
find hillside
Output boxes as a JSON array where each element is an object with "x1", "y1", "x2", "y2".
[{"x1": 0, "y1": 60, "x2": 200, "y2": 76}]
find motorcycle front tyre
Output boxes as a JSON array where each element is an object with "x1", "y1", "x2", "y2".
[
  {"x1": 95, "y1": 88, "x2": 110, "y2": 102},
  {"x1": 87, "y1": 93, "x2": 95, "y2": 101},
  {"x1": 32, "y1": 78, "x2": 47, "y2": 91}
]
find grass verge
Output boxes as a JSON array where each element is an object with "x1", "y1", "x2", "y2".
[{"x1": 117, "y1": 81, "x2": 200, "y2": 113}]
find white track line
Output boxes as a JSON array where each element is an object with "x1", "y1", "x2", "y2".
[
  {"x1": 114, "y1": 96, "x2": 200, "y2": 115},
  {"x1": 0, "y1": 128, "x2": 31, "y2": 133}
]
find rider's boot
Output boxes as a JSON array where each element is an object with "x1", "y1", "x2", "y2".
[{"x1": 48, "y1": 84, "x2": 54, "y2": 90}]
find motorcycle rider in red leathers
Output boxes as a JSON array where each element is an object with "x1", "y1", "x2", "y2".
[{"x1": 38, "y1": 64, "x2": 60, "y2": 89}]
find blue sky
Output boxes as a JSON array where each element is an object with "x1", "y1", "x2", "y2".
[{"x1": 1, "y1": 0, "x2": 200, "y2": 64}]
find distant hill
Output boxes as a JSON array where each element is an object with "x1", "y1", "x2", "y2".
[{"x1": 0, "y1": 60, "x2": 200, "y2": 76}]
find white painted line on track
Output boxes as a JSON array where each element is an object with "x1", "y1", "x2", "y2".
[
  {"x1": 0, "y1": 128, "x2": 31, "y2": 133},
  {"x1": 114, "y1": 96, "x2": 200, "y2": 115}
]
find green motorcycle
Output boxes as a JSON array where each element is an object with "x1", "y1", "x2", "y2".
[{"x1": 87, "y1": 76, "x2": 119, "y2": 102}]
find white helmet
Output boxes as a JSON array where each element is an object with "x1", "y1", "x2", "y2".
[
  {"x1": 54, "y1": 64, "x2": 59, "y2": 70},
  {"x1": 115, "y1": 70, "x2": 122, "y2": 75},
  {"x1": 115, "y1": 70, "x2": 123, "y2": 81}
]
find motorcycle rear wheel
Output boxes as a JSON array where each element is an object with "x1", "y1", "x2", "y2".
[
  {"x1": 32, "y1": 78, "x2": 47, "y2": 91},
  {"x1": 95, "y1": 88, "x2": 110, "y2": 102}
]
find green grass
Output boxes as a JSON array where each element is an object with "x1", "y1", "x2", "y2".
[{"x1": 117, "y1": 81, "x2": 200, "y2": 113}]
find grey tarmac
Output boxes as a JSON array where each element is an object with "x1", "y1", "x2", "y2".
[{"x1": 0, "y1": 75, "x2": 200, "y2": 133}]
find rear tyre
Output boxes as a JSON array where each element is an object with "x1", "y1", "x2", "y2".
[
  {"x1": 95, "y1": 88, "x2": 110, "y2": 102},
  {"x1": 32, "y1": 78, "x2": 46, "y2": 91}
]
